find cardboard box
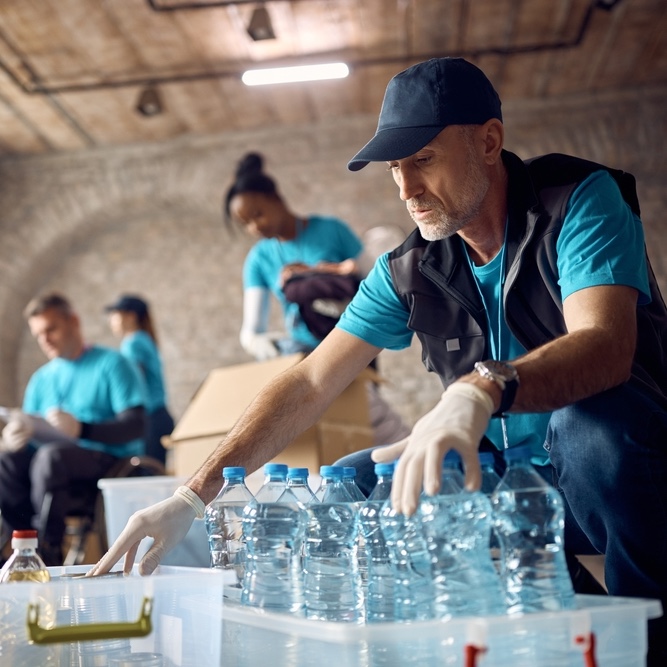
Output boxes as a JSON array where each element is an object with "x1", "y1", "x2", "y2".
[{"x1": 164, "y1": 354, "x2": 374, "y2": 477}]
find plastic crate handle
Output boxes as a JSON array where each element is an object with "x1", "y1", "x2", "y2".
[{"x1": 26, "y1": 596, "x2": 153, "y2": 644}]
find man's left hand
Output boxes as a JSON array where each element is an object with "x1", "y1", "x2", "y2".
[
  {"x1": 46, "y1": 408, "x2": 82, "y2": 439},
  {"x1": 371, "y1": 382, "x2": 494, "y2": 516}
]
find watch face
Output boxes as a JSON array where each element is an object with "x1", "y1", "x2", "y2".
[{"x1": 484, "y1": 360, "x2": 518, "y2": 381}]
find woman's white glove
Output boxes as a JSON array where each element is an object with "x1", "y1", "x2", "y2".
[
  {"x1": 372, "y1": 382, "x2": 494, "y2": 516},
  {"x1": 1, "y1": 410, "x2": 34, "y2": 452},
  {"x1": 240, "y1": 330, "x2": 284, "y2": 361},
  {"x1": 88, "y1": 486, "x2": 204, "y2": 576},
  {"x1": 46, "y1": 408, "x2": 81, "y2": 439}
]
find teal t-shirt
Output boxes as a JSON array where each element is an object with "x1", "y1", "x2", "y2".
[
  {"x1": 120, "y1": 330, "x2": 167, "y2": 413},
  {"x1": 243, "y1": 214, "x2": 363, "y2": 348},
  {"x1": 338, "y1": 170, "x2": 650, "y2": 463},
  {"x1": 23, "y1": 345, "x2": 147, "y2": 457}
]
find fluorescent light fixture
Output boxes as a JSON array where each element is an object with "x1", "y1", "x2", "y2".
[{"x1": 242, "y1": 62, "x2": 349, "y2": 86}]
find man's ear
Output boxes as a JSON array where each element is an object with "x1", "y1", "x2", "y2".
[{"x1": 480, "y1": 118, "x2": 504, "y2": 165}]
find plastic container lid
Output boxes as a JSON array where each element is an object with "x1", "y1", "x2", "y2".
[
  {"x1": 223, "y1": 466, "x2": 246, "y2": 479},
  {"x1": 343, "y1": 467, "x2": 357, "y2": 479},
  {"x1": 374, "y1": 462, "x2": 395, "y2": 476}
]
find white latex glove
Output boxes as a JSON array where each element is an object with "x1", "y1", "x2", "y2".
[
  {"x1": 46, "y1": 408, "x2": 81, "y2": 439},
  {"x1": 88, "y1": 486, "x2": 204, "y2": 576},
  {"x1": 239, "y1": 330, "x2": 284, "y2": 361},
  {"x1": 372, "y1": 382, "x2": 494, "y2": 516},
  {"x1": 0, "y1": 410, "x2": 33, "y2": 452}
]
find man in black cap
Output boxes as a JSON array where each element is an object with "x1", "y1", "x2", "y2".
[{"x1": 92, "y1": 57, "x2": 667, "y2": 663}]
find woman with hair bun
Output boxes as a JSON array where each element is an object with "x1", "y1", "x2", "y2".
[{"x1": 224, "y1": 152, "x2": 375, "y2": 359}]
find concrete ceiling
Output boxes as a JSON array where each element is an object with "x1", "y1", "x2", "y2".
[{"x1": 0, "y1": 0, "x2": 665, "y2": 155}]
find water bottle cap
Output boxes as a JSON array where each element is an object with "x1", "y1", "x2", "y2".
[
  {"x1": 319, "y1": 465, "x2": 344, "y2": 479},
  {"x1": 374, "y1": 462, "x2": 395, "y2": 476},
  {"x1": 443, "y1": 450, "x2": 462, "y2": 467},
  {"x1": 11, "y1": 529, "x2": 38, "y2": 550},
  {"x1": 343, "y1": 467, "x2": 356, "y2": 479},
  {"x1": 287, "y1": 467, "x2": 309, "y2": 478},
  {"x1": 263, "y1": 463, "x2": 288, "y2": 475},
  {"x1": 479, "y1": 452, "x2": 495, "y2": 467},
  {"x1": 504, "y1": 444, "x2": 532, "y2": 463},
  {"x1": 222, "y1": 466, "x2": 246, "y2": 479}
]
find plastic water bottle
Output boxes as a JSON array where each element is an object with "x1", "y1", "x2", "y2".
[
  {"x1": 204, "y1": 466, "x2": 255, "y2": 585},
  {"x1": 241, "y1": 494, "x2": 307, "y2": 614},
  {"x1": 303, "y1": 466, "x2": 364, "y2": 623},
  {"x1": 380, "y1": 496, "x2": 433, "y2": 621},
  {"x1": 314, "y1": 465, "x2": 351, "y2": 501},
  {"x1": 479, "y1": 451, "x2": 502, "y2": 495},
  {"x1": 479, "y1": 452, "x2": 503, "y2": 570},
  {"x1": 0, "y1": 530, "x2": 50, "y2": 583},
  {"x1": 358, "y1": 462, "x2": 395, "y2": 622},
  {"x1": 421, "y1": 457, "x2": 506, "y2": 618},
  {"x1": 254, "y1": 462, "x2": 289, "y2": 502},
  {"x1": 286, "y1": 467, "x2": 319, "y2": 504},
  {"x1": 0, "y1": 530, "x2": 60, "y2": 666},
  {"x1": 491, "y1": 445, "x2": 576, "y2": 614},
  {"x1": 342, "y1": 467, "x2": 366, "y2": 501}
]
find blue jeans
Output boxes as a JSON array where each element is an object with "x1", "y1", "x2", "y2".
[{"x1": 335, "y1": 382, "x2": 667, "y2": 664}]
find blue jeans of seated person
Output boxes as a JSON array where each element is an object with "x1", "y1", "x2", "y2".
[{"x1": 335, "y1": 382, "x2": 667, "y2": 667}]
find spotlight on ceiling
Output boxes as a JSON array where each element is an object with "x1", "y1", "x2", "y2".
[
  {"x1": 247, "y1": 6, "x2": 276, "y2": 41},
  {"x1": 242, "y1": 62, "x2": 350, "y2": 86},
  {"x1": 136, "y1": 87, "x2": 163, "y2": 116}
]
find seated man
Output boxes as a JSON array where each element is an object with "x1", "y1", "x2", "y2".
[{"x1": 0, "y1": 292, "x2": 147, "y2": 565}]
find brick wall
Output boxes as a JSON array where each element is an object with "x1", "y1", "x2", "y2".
[{"x1": 1, "y1": 85, "x2": 666, "y2": 433}]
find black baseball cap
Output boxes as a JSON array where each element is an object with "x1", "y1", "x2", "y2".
[
  {"x1": 104, "y1": 294, "x2": 148, "y2": 317},
  {"x1": 347, "y1": 57, "x2": 502, "y2": 171}
]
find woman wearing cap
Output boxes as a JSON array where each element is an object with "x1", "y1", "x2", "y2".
[{"x1": 105, "y1": 295, "x2": 174, "y2": 465}]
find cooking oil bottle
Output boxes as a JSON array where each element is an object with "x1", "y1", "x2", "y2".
[{"x1": 0, "y1": 529, "x2": 51, "y2": 583}]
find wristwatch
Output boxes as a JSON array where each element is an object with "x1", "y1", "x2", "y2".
[{"x1": 473, "y1": 360, "x2": 520, "y2": 417}]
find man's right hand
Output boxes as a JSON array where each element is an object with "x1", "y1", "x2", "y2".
[
  {"x1": 0, "y1": 410, "x2": 33, "y2": 452},
  {"x1": 88, "y1": 491, "x2": 199, "y2": 576}
]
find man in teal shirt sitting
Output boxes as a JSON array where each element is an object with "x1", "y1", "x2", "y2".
[{"x1": 0, "y1": 292, "x2": 147, "y2": 564}]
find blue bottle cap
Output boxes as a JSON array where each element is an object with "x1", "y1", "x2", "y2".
[
  {"x1": 504, "y1": 444, "x2": 532, "y2": 463},
  {"x1": 343, "y1": 467, "x2": 356, "y2": 479},
  {"x1": 264, "y1": 463, "x2": 288, "y2": 475},
  {"x1": 287, "y1": 467, "x2": 309, "y2": 478},
  {"x1": 222, "y1": 466, "x2": 246, "y2": 478},
  {"x1": 443, "y1": 450, "x2": 462, "y2": 468},
  {"x1": 374, "y1": 462, "x2": 395, "y2": 476},
  {"x1": 319, "y1": 465, "x2": 344, "y2": 478},
  {"x1": 479, "y1": 452, "x2": 495, "y2": 467}
]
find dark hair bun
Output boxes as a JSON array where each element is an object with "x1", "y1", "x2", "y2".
[{"x1": 236, "y1": 152, "x2": 264, "y2": 179}]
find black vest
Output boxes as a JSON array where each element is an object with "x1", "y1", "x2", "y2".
[{"x1": 388, "y1": 150, "x2": 667, "y2": 405}]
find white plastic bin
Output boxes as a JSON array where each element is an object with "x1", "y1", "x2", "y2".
[
  {"x1": 0, "y1": 565, "x2": 225, "y2": 667},
  {"x1": 221, "y1": 593, "x2": 662, "y2": 667},
  {"x1": 97, "y1": 476, "x2": 210, "y2": 567}
]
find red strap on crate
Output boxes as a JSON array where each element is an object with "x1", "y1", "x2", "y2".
[
  {"x1": 464, "y1": 644, "x2": 487, "y2": 667},
  {"x1": 575, "y1": 632, "x2": 598, "y2": 667}
]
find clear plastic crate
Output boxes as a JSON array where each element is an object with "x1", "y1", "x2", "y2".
[
  {"x1": 98, "y1": 476, "x2": 210, "y2": 567},
  {"x1": 221, "y1": 592, "x2": 661, "y2": 667},
  {"x1": 0, "y1": 565, "x2": 225, "y2": 666}
]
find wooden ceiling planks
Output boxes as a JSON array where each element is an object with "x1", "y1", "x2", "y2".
[{"x1": 0, "y1": 0, "x2": 662, "y2": 155}]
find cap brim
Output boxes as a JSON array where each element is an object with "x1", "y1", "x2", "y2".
[{"x1": 347, "y1": 125, "x2": 444, "y2": 171}]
